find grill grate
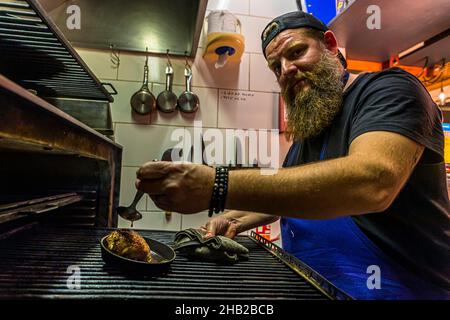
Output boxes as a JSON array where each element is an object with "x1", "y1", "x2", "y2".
[
  {"x1": 0, "y1": 228, "x2": 331, "y2": 300},
  {"x1": 0, "y1": 0, "x2": 113, "y2": 101}
]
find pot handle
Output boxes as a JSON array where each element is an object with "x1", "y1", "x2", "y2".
[
  {"x1": 184, "y1": 65, "x2": 193, "y2": 92},
  {"x1": 165, "y1": 65, "x2": 174, "y2": 91}
]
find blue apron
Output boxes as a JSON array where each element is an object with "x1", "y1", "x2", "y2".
[{"x1": 281, "y1": 115, "x2": 448, "y2": 300}]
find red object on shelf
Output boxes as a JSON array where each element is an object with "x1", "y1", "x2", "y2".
[{"x1": 256, "y1": 224, "x2": 271, "y2": 241}]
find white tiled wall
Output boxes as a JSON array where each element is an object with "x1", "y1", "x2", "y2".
[
  {"x1": 249, "y1": 0, "x2": 298, "y2": 18},
  {"x1": 181, "y1": 211, "x2": 211, "y2": 230},
  {"x1": 74, "y1": 2, "x2": 296, "y2": 232},
  {"x1": 77, "y1": 48, "x2": 118, "y2": 80},
  {"x1": 217, "y1": 90, "x2": 278, "y2": 129},
  {"x1": 237, "y1": 15, "x2": 272, "y2": 53},
  {"x1": 119, "y1": 166, "x2": 147, "y2": 211},
  {"x1": 207, "y1": 0, "x2": 250, "y2": 15},
  {"x1": 249, "y1": 54, "x2": 280, "y2": 92},
  {"x1": 115, "y1": 124, "x2": 184, "y2": 167}
]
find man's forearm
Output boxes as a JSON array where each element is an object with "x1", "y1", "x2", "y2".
[
  {"x1": 226, "y1": 155, "x2": 393, "y2": 219},
  {"x1": 224, "y1": 132, "x2": 423, "y2": 219},
  {"x1": 222, "y1": 210, "x2": 280, "y2": 234}
]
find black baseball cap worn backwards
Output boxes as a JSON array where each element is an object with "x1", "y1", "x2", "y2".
[{"x1": 261, "y1": 11, "x2": 347, "y2": 68}]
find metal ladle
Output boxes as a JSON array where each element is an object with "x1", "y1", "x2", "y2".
[
  {"x1": 117, "y1": 190, "x2": 144, "y2": 227},
  {"x1": 117, "y1": 159, "x2": 158, "y2": 227}
]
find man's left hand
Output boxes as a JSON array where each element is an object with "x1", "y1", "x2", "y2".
[{"x1": 136, "y1": 161, "x2": 215, "y2": 214}]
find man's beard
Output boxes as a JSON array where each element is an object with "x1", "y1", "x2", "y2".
[{"x1": 282, "y1": 50, "x2": 345, "y2": 141}]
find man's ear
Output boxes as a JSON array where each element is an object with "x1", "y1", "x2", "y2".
[{"x1": 323, "y1": 30, "x2": 339, "y2": 55}]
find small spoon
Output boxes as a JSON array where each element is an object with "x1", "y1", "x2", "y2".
[
  {"x1": 117, "y1": 190, "x2": 144, "y2": 227},
  {"x1": 117, "y1": 159, "x2": 159, "y2": 227}
]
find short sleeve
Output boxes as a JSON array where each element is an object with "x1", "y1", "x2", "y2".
[{"x1": 349, "y1": 69, "x2": 444, "y2": 159}]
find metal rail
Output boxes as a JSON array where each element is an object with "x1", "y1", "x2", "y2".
[{"x1": 249, "y1": 231, "x2": 354, "y2": 300}]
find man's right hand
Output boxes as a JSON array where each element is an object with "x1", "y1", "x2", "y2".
[{"x1": 200, "y1": 216, "x2": 239, "y2": 239}]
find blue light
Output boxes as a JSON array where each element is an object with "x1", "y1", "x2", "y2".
[{"x1": 304, "y1": 0, "x2": 337, "y2": 25}]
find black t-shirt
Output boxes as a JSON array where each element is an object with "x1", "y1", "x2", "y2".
[{"x1": 283, "y1": 67, "x2": 450, "y2": 288}]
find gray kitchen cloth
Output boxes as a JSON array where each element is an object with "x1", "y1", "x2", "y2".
[{"x1": 173, "y1": 228, "x2": 249, "y2": 264}]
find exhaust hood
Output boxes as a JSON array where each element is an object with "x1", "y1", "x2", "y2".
[{"x1": 38, "y1": 0, "x2": 208, "y2": 57}]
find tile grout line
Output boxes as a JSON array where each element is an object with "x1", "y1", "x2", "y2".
[
  {"x1": 115, "y1": 122, "x2": 276, "y2": 130},
  {"x1": 216, "y1": 88, "x2": 219, "y2": 128},
  {"x1": 248, "y1": 53, "x2": 251, "y2": 91}
]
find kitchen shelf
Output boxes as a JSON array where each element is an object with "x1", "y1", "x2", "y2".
[
  {"x1": 39, "y1": 0, "x2": 208, "y2": 58},
  {"x1": 399, "y1": 33, "x2": 450, "y2": 67},
  {"x1": 328, "y1": 0, "x2": 450, "y2": 66}
]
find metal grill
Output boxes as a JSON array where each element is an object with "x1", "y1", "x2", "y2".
[
  {"x1": 0, "y1": 0, "x2": 113, "y2": 101},
  {"x1": 0, "y1": 228, "x2": 337, "y2": 300},
  {"x1": 40, "y1": 191, "x2": 98, "y2": 228}
]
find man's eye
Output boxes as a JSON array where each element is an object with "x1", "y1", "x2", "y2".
[
  {"x1": 291, "y1": 49, "x2": 304, "y2": 58},
  {"x1": 273, "y1": 66, "x2": 281, "y2": 77}
]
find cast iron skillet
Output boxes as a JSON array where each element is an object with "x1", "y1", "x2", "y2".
[{"x1": 100, "y1": 234, "x2": 198, "y2": 275}]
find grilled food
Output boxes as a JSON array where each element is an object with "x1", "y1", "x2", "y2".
[{"x1": 105, "y1": 230, "x2": 152, "y2": 262}]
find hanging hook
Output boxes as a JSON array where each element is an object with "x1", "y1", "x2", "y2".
[
  {"x1": 166, "y1": 49, "x2": 172, "y2": 67},
  {"x1": 109, "y1": 44, "x2": 120, "y2": 69},
  {"x1": 145, "y1": 46, "x2": 149, "y2": 65},
  {"x1": 185, "y1": 51, "x2": 191, "y2": 68}
]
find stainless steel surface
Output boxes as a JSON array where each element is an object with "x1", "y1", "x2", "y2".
[
  {"x1": 0, "y1": 0, "x2": 113, "y2": 101},
  {"x1": 43, "y1": 97, "x2": 114, "y2": 136},
  {"x1": 117, "y1": 190, "x2": 144, "y2": 226},
  {"x1": 177, "y1": 64, "x2": 199, "y2": 113},
  {"x1": 39, "y1": 0, "x2": 208, "y2": 57},
  {"x1": 156, "y1": 64, "x2": 177, "y2": 113},
  {"x1": 130, "y1": 53, "x2": 156, "y2": 115},
  {"x1": 328, "y1": 0, "x2": 450, "y2": 66}
]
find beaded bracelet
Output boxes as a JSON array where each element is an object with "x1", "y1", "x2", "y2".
[{"x1": 208, "y1": 166, "x2": 229, "y2": 217}]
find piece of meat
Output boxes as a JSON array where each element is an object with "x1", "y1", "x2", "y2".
[{"x1": 105, "y1": 230, "x2": 151, "y2": 262}]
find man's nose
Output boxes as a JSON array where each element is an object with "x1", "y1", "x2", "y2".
[{"x1": 281, "y1": 59, "x2": 297, "y2": 80}]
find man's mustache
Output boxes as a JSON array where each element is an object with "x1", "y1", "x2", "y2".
[
  {"x1": 283, "y1": 71, "x2": 312, "y2": 101},
  {"x1": 285, "y1": 69, "x2": 317, "y2": 88}
]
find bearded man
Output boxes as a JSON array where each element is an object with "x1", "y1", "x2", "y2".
[{"x1": 135, "y1": 11, "x2": 449, "y2": 299}]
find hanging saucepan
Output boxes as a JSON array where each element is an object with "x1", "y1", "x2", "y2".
[
  {"x1": 156, "y1": 55, "x2": 177, "y2": 113},
  {"x1": 130, "y1": 51, "x2": 156, "y2": 115},
  {"x1": 177, "y1": 63, "x2": 199, "y2": 113}
]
